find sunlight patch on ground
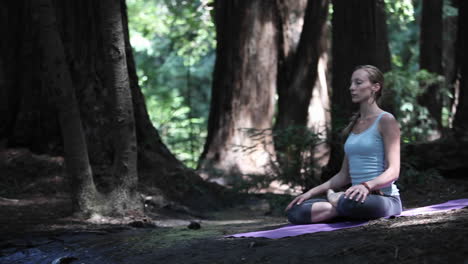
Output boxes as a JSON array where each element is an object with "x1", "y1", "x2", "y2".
[
  {"x1": 389, "y1": 211, "x2": 459, "y2": 229},
  {"x1": 154, "y1": 219, "x2": 263, "y2": 228}
]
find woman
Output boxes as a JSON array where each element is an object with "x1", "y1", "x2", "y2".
[{"x1": 285, "y1": 65, "x2": 402, "y2": 224}]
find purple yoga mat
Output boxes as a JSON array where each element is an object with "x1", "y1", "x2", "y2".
[{"x1": 228, "y1": 198, "x2": 468, "y2": 239}]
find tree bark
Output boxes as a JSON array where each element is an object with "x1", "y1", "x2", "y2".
[
  {"x1": 199, "y1": 0, "x2": 278, "y2": 183},
  {"x1": 0, "y1": 0, "x2": 226, "y2": 215},
  {"x1": 98, "y1": 0, "x2": 142, "y2": 214},
  {"x1": 275, "y1": 0, "x2": 308, "y2": 114},
  {"x1": 419, "y1": 0, "x2": 444, "y2": 130},
  {"x1": 31, "y1": 0, "x2": 98, "y2": 215},
  {"x1": 273, "y1": 0, "x2": 330, "y2": 188},
  {"x1": 323, "y1": 0, "x2": 392, "y2": 179},
  {"x1": 453, "y1": 1, "x2": 468, "y2": 134},
  {"x1": 274, "y1": 0, "x2": 329, "y2": 130}
]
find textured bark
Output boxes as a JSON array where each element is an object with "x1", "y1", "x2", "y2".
[
  {"x1": 453, "y1": 1, "x2": 468, "y2": 134},
  {"x1": 0, "y1": 0, "x2": 225, "y2": 215},
  {"x1": 99, "y1": 0, "x2": 142, "y2": 213},
  {"x1": 31, "y1": 0, "x2": 98, "y2": 215},
  {"x1": 275, "y1": 0, "x2": 308, "y2": 110},
  {"x1": 419, "y1": 0, "x2": 444, "y2": 129},
  {"x1": 3, "y1": 0, "x2": 61, "y2": 153},
  {"x1": 275, "y1": 0, "x2": 329, "y2": 130},
  {"x1": 443, "y1": 14, "x2": 458, "y2": 128},
  {"x1": 199, "y1": 0, "x2": 278, "y2": 182},
  {"x1": 273, "y1": 0, "x2": 330, "y2": 187},
  {"x1": 323, "y1": 0, "x2": 392, "y2": 179}
]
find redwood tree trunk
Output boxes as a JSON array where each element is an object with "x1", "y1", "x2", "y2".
[
  {"x1": 275, "y1": 0, "x2": 308, "y2": 114},
  {"x1": 31, "y1": 0, "x2": 98, "y2": 215},
  {"x1": 199, "y1": 0, "x2": 278, "y2": 183},
  {"x1": 453, "y1": 1, "x2": 468, "y2": 134},
  {"x1": 99, "y1": 0, "x2": 142, "y2": 213},
  {"x1": 419, "y1": 0, "x2": 444, "y2": 130},
  {"x1": 273, "y1": 0, "x2": 330, "y2": 188},
  {"x1": 0, "y1": 0, "x2": 224, "y2": 215},
  {"x1": 274, "y1": 0, "x2": 329, "y2": 130},
  {"x1": 323, "y1": 0, "x2": 392, "y2": 179}
]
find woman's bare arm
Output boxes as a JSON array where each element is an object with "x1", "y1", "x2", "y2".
[{"x1": 365, "y1": 114, "x2": 400, "y2": 190}]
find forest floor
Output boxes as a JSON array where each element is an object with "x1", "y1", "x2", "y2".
[
  {"x1": 1, "y1": 149, "x2": 468, "y2": 263},
  {"x1": 1, "y1": 177, "x2": 468, "y2": 264}
]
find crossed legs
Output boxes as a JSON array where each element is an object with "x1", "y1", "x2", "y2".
[
  {"x1": 287, "y1": 189, "x2": 344, "y2": 224},
  {"x1": 287, "y1": 189, "x2": 402, "y2": 224}
]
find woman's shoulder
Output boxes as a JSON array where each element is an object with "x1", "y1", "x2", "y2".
[
  {"x1": 378, "y1": 112, "x2": 400, "y2": 134},
  {"x1": 380, "y1": 111, "x2": 396, "y2": 121}
]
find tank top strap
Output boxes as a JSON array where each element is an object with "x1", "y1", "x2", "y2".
[{"x1": 370, "y1": 111, "x2": 388, "y2": 131}]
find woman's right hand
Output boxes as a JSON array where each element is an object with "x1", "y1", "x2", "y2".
[{"x1": 285, "y1": 192, "x2": 311, "y2": 212}]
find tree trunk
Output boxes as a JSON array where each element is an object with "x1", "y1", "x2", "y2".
[
  {"x1": 453, "y1": 1, "x2": 468, "y2": 134},
  {"x1": 273, "y1": 0, "x2": 330, "y2": 188},
  {"x1": 323, "y1": 0, "x2": 392, "y2": 179},
  {"x1": 275, "y1": 0, "x2": 329, "y2": 130},
  {"x1": 275, "y1": 0, "x2": 308, "y2": 117},
  {"x1": 199, "y1": 0, "x2": 278, "y2": 184},
  {"x1": 0, "y1": 0, "x2": 225, "y2": 215},
  {"x1": 98, "y1": 0, "x2": 142, "y2": 214},
  {"x1": 31, "y1": 0, "x2": 98, "y2": 215},
  {"x1": 443, "y1": 11, "x2": 458, "y2": 129},
  {"x1": 419, "y1": 0, "x2": 444, "y2": 131}
]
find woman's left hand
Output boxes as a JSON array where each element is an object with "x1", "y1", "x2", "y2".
[{"x1": 344, "y1": 184, "x2": 369, "y2": 203}]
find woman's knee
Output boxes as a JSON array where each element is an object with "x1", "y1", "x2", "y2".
[{"x1": 286, "y1": 204, "x2": 312, "y2": 224}]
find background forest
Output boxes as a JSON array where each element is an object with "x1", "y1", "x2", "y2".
[
  {"x1": 127, "y1": 0, "x2": 463, "y2": 190},
  {"x1": 1, "y1": 0, "x2": 468, "y2": 263},
  {"x1": 0, "y1": 0, "x2": 467, "y2": 217}
]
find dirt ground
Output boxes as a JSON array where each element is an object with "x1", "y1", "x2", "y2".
[
  {"x1": 1, "y1": 148, "x2": 468, "y2": 263},
  {"x1": 1, "y1": 174, "x2": 468, "y2": 264}
]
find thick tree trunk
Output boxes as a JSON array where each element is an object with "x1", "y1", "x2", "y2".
[
  {"x1": 419, "y1": 0, "x2": 444, "y2": 130},
  {"x1": 443, "y1": 13, "x2": 458, "y2": 129},
  {"x1": 199, "y1": 0, "x2": 278, "y2": 183},
  {"x1": 273, "y1": 0, "x2": 330, "y2": 188},
  {"x1": 275, "y1": 0, "x2": 308, "y2": 112},
  {"x1": 2, "y1": 0, "x2": 61, "y2": 154},
  {"x1": 275, "y1": 0, "x2": 329, "y2": 130},
  {"x1": 0, "y1": 0, "x2": 225, "y2": 215},
  {"x1": 323, "y1": 0, "x2": 392, "y2": 179},
  {"x1": 99, "y1": 0, "x2": 142, "y2": 214},
  {"x1": 453, "y1": 1, "x2": 468, "y2": 134},
  {"x1": 31, "y1": 0, "x2": 98, "y2": 215}
]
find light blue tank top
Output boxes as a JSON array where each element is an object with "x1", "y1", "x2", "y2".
[{"x1": 344, "y1": 112, "x2": 399, "y2": 196}]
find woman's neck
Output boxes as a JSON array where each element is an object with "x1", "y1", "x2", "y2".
[{"x1": 359, "y1": 102, "x2": 382, "y2": 119}]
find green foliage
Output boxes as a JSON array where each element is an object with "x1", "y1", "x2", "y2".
[
  {"x1": 127, "y1": 0, "x2": 215, "y2": 168},
  {"x1": 272, "y1": 126, "x2": 325, "y2": 191},
  {"x1": 385, "y1": 0, "x2": 419, "y2": 70},
  {"x1": 384, "y1": 69, "x2": 449, "y2": 143}
]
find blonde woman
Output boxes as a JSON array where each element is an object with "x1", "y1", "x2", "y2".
[{"x1": 285, "y1": 65, "x2": 402, "y2": 224}]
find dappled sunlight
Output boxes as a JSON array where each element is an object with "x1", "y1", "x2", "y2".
[{"x1": 389, "y1": 210, "x2": 463, "y2": 229}]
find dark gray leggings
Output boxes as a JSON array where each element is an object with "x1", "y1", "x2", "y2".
[{"x1": 287, "y1": 194, "x2": 402, "y2": 224}]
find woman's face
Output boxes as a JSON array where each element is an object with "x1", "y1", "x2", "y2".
[{"x1": 349, "y1": 69, "x2": 379, "y2": 104}]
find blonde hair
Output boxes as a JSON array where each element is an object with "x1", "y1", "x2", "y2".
[{"x1": 342, "y1": 65, "x2": 385, "y2": 137}]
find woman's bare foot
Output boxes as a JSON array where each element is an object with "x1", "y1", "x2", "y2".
[{"x1": 327, "y1": 189, "x2": 344, "y2": 208}]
